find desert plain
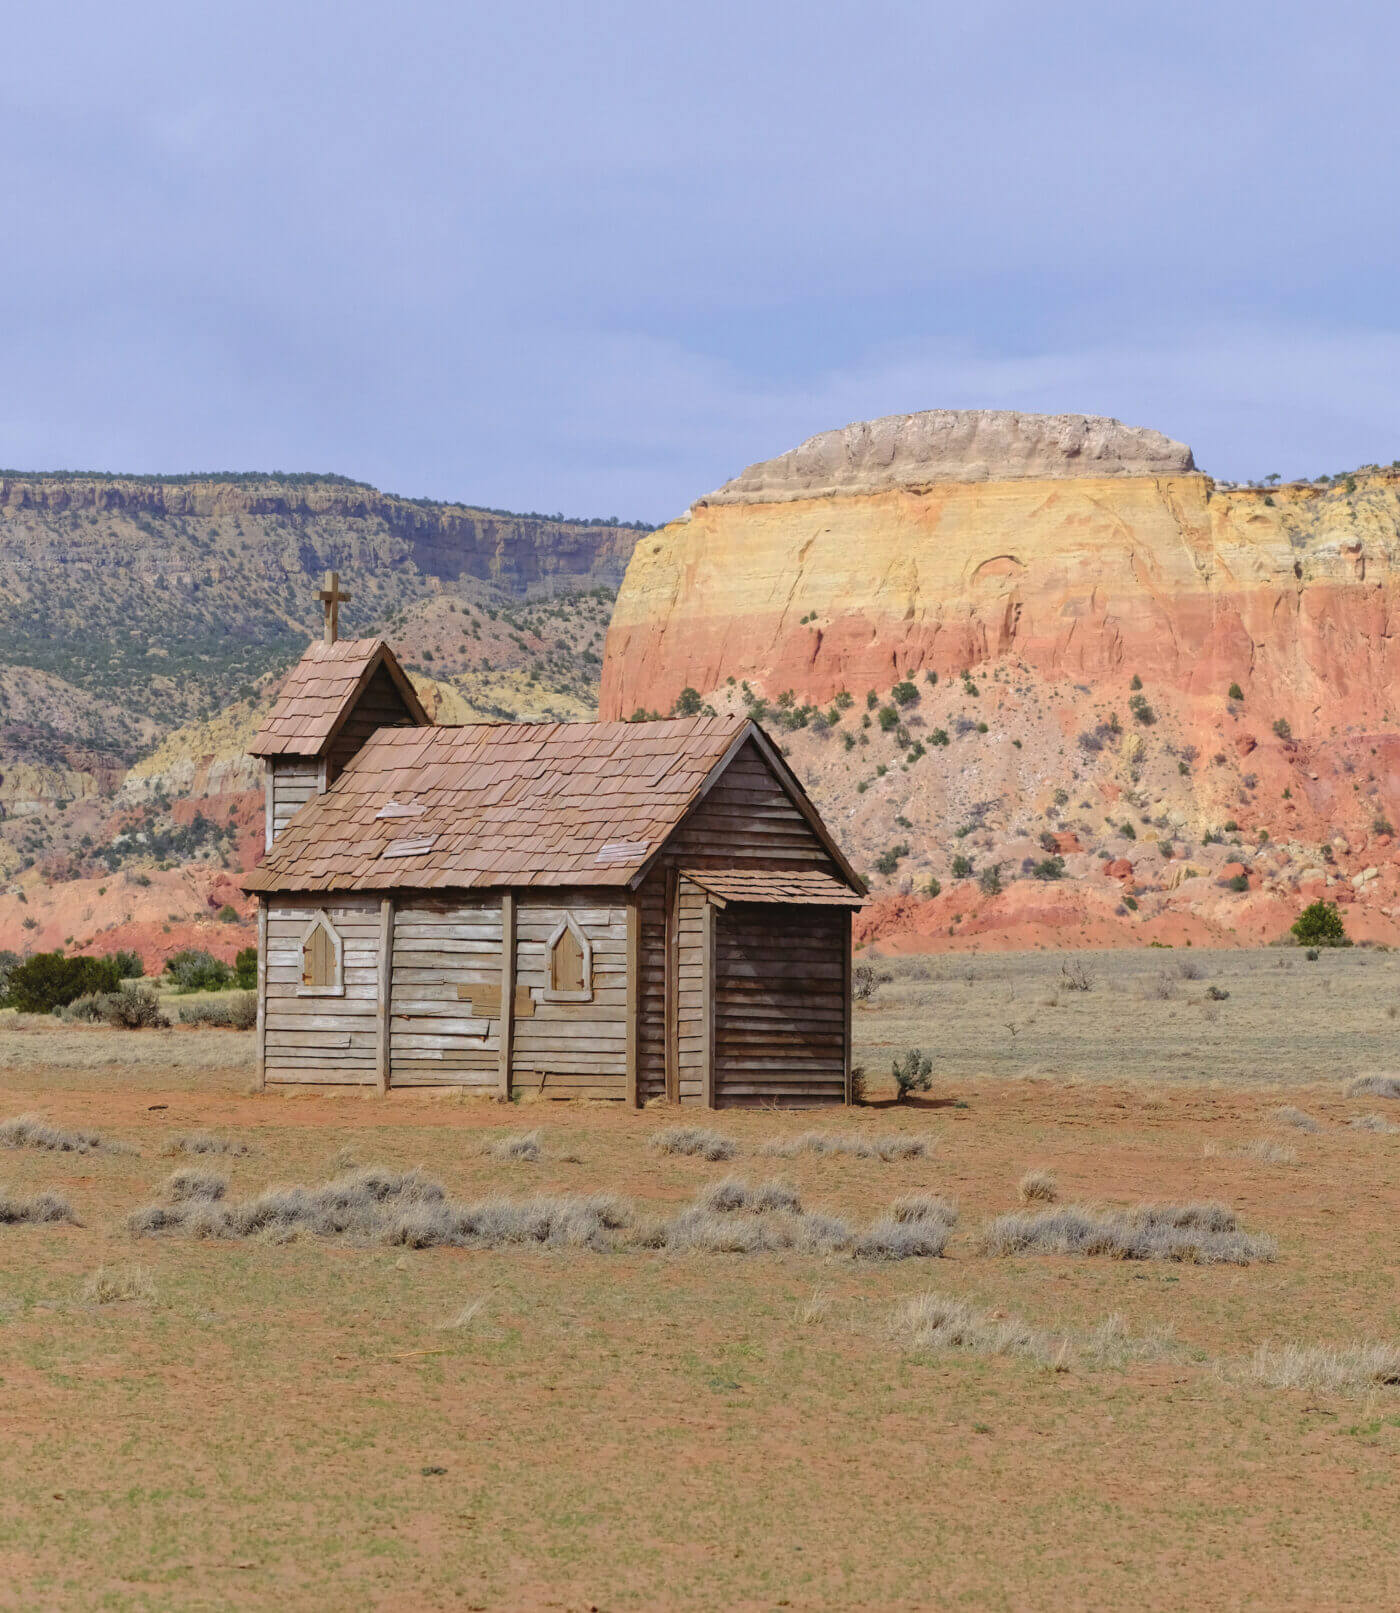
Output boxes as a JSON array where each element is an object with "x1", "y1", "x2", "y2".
[{"x1": 0, "y1": 946, "x2": 1397, "y2": 1611}]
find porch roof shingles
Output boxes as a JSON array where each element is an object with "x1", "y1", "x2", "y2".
[{"x1": 243, "y1": 714, "x2": 754, "y2": 893}]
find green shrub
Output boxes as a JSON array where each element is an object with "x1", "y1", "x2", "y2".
[
  {"x1": 110, "y1": 949, "x2": 144, "y2": 980},
  {"x1": 0, "y1": 951, "x2": 19, "y2": 1002},
  {"x1": 874, "y1": 843, "x2": 911, "y2": 877},
  {"x1": 1225, "y1": 872, "x2": 1250, "y2": 893},
  {"x1": 1130, "y1": 673, "x2": 1143, "y2": 691},
  {"x1": 1373, "y1": 816, "x2": 1395, "y2": 838},
  {"x1": 1128, "y1": 694, "x2": 1155, "y2": 725},
  {"x1": 1228, "y1": 682, "x2": 1244, "y2": 701},
  {"x1": 1030, "y1": 857, "x2": 1065, "y2": 881},
  {"x1": 163, "y1": 950, "x2": 233, "y2": 992},
  {"x1": 106, "y1": 987, "x2": 170, "y2": 1029},
  {"x1": 877, "y1": 705, "x2": 900, "y2": 732},
  {"x1": 951, "y1": 855, "x2": 973, "y2": 879},
  {"x1": 891, "y1": 680, "x2": 920, "y2": 707},
  {"x1": 1272, "y1": 717, "x2": 1292, "y2": 740},
  {"x1": 925, "y1": 876, "x2": 941, "y2": 898},
  {"x1": 233, "y1": 947, "x2": 258, "y2": 990},
  {"x1": 978, "y1": 864, "x2": 1002, "y2": 896},
  {"x1": 892, "y1": 1048, "x2": 933, "y2": 1103},
  {"x1": 7, "y1": 953, "x2": 122, "y2": 1014},
  {"x1": 1291, "y1": 900, "x2": 1350, "y2": 948},
  {"x1": 671, "y1": 686, "x2": 703, "y2": 717},
  {"x1": 929, "y1": 728, "x2": 949, "y2": 747},
  {"x1": 216, "y1": 904, "x2": 239, "y2": 923}
]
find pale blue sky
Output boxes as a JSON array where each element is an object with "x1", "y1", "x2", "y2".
[{"x1": 3, "y1": 1, "x2": 1398, "y2": 520}]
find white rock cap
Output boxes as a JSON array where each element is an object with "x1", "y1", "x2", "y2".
[{"x1": 701, "y1": 410, "x2": 1196, "y2": 505}]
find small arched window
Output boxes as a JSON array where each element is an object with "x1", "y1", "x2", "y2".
[
  {"x1": 542, "y1": 914, "x2": 592, "y2": 1003},
  {"x1": 299, "y1": 911, "x2": 344, "y2": 997}
]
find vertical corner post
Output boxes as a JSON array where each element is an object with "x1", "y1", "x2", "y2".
[
  {"x1": 664, "y1": 865, "x2": 679, "y2": 1104},
  {"x1": 376, "y1": 896, "x2": 394, "y2": 1094},
  {"x1": 625, "y1": 892, "x2": 640, "y2": 1108},
  {"x1": 842, "y1": 909, "x2": 854, "y2": 1106},
  {"x1": 498, "y1": 890, "x2": 516, "y2": 1100},
  {"x1": 701, "y1": 898, "x2": 715, "y2": 1110},
  {"x1": 255, "y1": 901, "x2": 268, "y2": 1092}
]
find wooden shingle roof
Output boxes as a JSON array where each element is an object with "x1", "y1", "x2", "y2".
[
  {"x1": 248, "y1": 638, "x2": 428, "y2": 759},
  {"x1": 244, "y1": 714, "x2": 851, "y2": 894},
  {"x1": 681, "y1": 868, "x2": 864, "y2": 906}
]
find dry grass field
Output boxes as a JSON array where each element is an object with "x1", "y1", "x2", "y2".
[{"x1": 0, "y1": 948, "x2": 1398, "y2": 1611}]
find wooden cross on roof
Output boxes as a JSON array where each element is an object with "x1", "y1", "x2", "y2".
[{"x1": 318, "y1": 570, "x2": 350, "y2": 644}]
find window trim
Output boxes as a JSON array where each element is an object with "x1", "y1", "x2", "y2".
[
  {"x1": 297, "y1": 909, "x2": 345, "y2": 997},
  {"x1": 541, "y1": 914, "x2": 592, "y2": 1003}
]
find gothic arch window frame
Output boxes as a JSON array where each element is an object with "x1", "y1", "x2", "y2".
[
  {"x1": 541, "y1": 913, "x2": 592, "y2": 1003},
  {"x1": 298, "y1": 909, "x2": 345, "y2": 997}
]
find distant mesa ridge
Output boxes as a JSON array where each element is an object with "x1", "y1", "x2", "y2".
[{"x1": 701, "y1": 409, "x2": 1197, "y2": 506}]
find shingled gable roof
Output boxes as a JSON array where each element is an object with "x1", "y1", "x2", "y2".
[
  {"x1": 248, "y1": 638, "x2": 429, "y2": 759},
  {"x1": 242, "y1": 714, "x2": 866, "y2": 896}
]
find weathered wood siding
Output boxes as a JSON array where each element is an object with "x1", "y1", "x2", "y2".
[
  {"x1": 326, "y1": 662, "x2": 419, "y2": 782},
  {"x1": 264, "y1": 895, "x2": 381, "y2": 1084},
  {"x1": 631, "y1": 737, "x2": 852, "y2": 1107},
  {"x1": 667, "y1": 738, "x2": 837, "y2": 872},
  {"x1": 635, "y1": 869, "x2": 668, "y2": 1104},
  {"x1": 266, "y1": 759, "x2": 320, "y2": 848},
  {"x1": 713, "y1": 903, "x2": 848, "y2": 1108},
  {"x1": 675, "y1": 875, "x2": 710, "y2": 1105},
  {"x1": 389, "y1": 896, "x2": 501, "y2": 1086},
  {"x1": 512, "y1": 893, "x2": 629, "y2": 1099}
]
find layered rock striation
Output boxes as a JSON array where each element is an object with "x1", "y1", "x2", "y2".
[{"x1": 601, "y1": 411, "x2": 1400, "y2": 741}]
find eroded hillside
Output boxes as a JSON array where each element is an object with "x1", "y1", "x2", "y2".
[{"x1": 602, "y1": 411, "x2": 1400, "y2": 948}]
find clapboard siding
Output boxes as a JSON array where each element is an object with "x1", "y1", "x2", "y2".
[
  {"x1": 713, "y1": 903, "x2": 848, "y2": 1107},
  {"x1": 390, "y1": 896, "x2": 501, "y2": 1086},
  {"x1": 267, "y1": 759, "x2": 321, "y2": 848},
  {"x1": 264, "y1": 895, "x2": 381, "y2": 1084},
  {"x1": 675, "y1": 876, "x2": 710, "y2": 1105},
  {"x1": 667, "y1": 739, "x2": 837, "y2": 871},
  {"x1": 512, "y1": 893, "x2": 629, "y2": 1099},
  {"x1": 635, "y1": 869, "x2": 668, "y2": 1104},
  {"x1": 326, "y1": 663, "x2": 420, "y2": 781}
]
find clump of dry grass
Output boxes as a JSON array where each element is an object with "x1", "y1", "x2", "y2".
[
  {"x1": 166, "y1": 1168, "x2": 229, "y2": 1203},
  {"x1": 1249, "y1": 1341, "x2": 1400, "y2": 1395},
  {"x1": 697, "y1": 1176, "x2": 802, "y2": 1214},
  {"x1": 1346, "y1": 1074, "x2": 1400, "y2": 1100},
  {"x1": 648, "y1": 1126, "x2": 737, "y2": 1161},
  {"x1": 130, "y1": 1166, "x2": 632, "y2": 1251},
  {"x1": 0, "y1": 1114, "x2": 102, "y2": 1154},
  {"x1": 161, "y1": 1132, "x2": 251, "y2": 1157},
  {"x1": 489, "y1": 1130, "x2": 542, "y2": 1162},
  {"x1": 889, "y1": 1192, "x2": 958, "y2": 1226},
  {"x1": 438, "y1": 1298, "x2": 486, "y2": 1330},
  {"x1": 976, "y1": 1202, "x2": 1275, "y2": 1265},
  {"x1": 1018, "y1": 1168, "x2": 1058, "y2": 1203},
  {"x1": 892, "y1": 1293, "x2": 1169, "y2": 1371},
  {"x1": 1203, "y1": 1138, "x2": 1299, "y2": 1166},
  {"x1": 128, "y1": 1167, "x2": 954, "y2": 1262},
  {"x1": 1273, "y1": 1106, "x2": 1320, "y2": 1133},
  {"x1": 0, "y1": 1187, "x2": 78, "y2": 1226},
  {"x1": 854, "y1": 1193, "x2": 957, "y2": 1260},
  {"x1": 1348, "y1": 1113, "x2": 1399, "y2": 1134},
  {"x1": 83, "y1": 1265, "x2": 155, "y2": 1305},
  {"x1": 757, "y1": 1132, "x2": 927, "y2": 1161}
]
